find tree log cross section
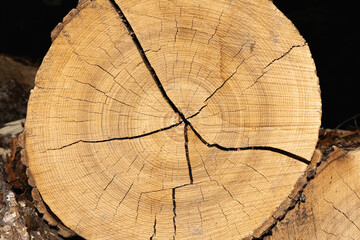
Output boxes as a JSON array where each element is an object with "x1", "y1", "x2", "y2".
[{"x1": 24, "y1": 0, "x2": 321, "y2": 239}]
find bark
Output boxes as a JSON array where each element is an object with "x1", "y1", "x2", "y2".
[{"x1": 0, "y1": 133, "x2": 63, "y2": 239}]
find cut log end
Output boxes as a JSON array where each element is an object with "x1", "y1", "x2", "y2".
[
  {"x1": 266, "y1": 148, "x2": 360, "y2": 240},
  {"x1": 25, "y1": 0, "x2": 321, "y2": 238}
]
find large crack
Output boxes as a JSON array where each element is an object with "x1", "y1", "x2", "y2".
[
  {"x1": 172, "y1": 188, "x2": 177, "y2": 239},
  {"x1": 107, "y1": 0, "x2": 310, "y2": 165},
  {"x1": 104, "y1": 1, "x2": 314, "y2": 237},
  {"x1": 149, "y1": 216, "x2": 157, "y2": 240},
  {"x1": 47, "y1": 120, "x2": 183, "y2": 150},
  {"x1": 108, "y1": 0, "x2": 187, "y2": 122},
  {"x1": 187, "y1": 123, "x2": 311, "y2": 164},
  {"x1": 47, "y1": 104, "x2": 205, "y2": 151},
  {"x1": 248, "y1": 149, "x2": 323, "y2": 239},
  {"x1": 184, "y1": 123, "x2": 194, "y2": 184}
]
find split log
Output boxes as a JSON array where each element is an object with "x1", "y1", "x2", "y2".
[
  {"x1": 266, "y1": 148, "x2": 360, "y2": 240},
  {"x1": 24, "y1": 0, "x2": 321, "y2": 239}
]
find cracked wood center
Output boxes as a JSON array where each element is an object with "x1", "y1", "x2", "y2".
[{"x1": 24, "y1": 0, "x2": 321, "y2": 239}]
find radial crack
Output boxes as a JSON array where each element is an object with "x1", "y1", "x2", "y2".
[
  {"x1": 94, "y1": 173, "x2": 117, "y2": 210},
  {"x1": 219, "y1": 203, "x2": 229, "y2": 222},
  {"x1": 108, "y1": 0, "x2": 311, "y2": 167},
  {"x1": 172, "y1": 188, "x2": 177, "y2": 239},
  {"x1": 264, "y1": 42, "x2": 307, "y2": 70},
  {"x1": 238, "y1": 70, "x2": 268, "y2": 96},
  {"x1": 244, "y1": 163, "x2": 270, "y2": 183},
  {"x1": 204, "y1": 58, "x2": 245, "y2": 103},
  {"x1": 217, "y1": 181, "x2": 244, "y2": 207},
  {"x1": 112, "y1": 182, "x2": 134, "y2": 221},
  {"x1": 73, "y1": 79, "x2": 133, "y2": 107},
  {"x1": 188, "y1": 124, "x2": 311, "y2": 164},
  {"x1": 48, "y1": 105, "x2": 206, "y2": 151},
  {"x1": 184, "y1": 124, "x2": 194, "y2": 184},
  {"x1": 323, "y1": 198, "x2": 360, "y2": 231},
  {"x1": 149, "y1": 216, "x2": 157, "y2": 240},
  {"x1": 207, "y1": 11, "x2": 223, "y2": 45},
  {"x1": 48, "y1": 121, "x2": 183, "y2": 150},
  {"x1": 108, "y1": 0, "x2": 187, "y2": 122},
  {"x1": 213, "y1": 180, "x2": 251, "y2": 218},
  {"x1": 174, "y1": 17, "x2": 179, "y2": 47}
]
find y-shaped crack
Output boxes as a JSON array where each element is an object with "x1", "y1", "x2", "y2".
[
  {"x1": 108, "y1": 0, "x2": 311, "y2": 168},
  {"x1": 103, "y1": 1, "x2": 315, "y2": 238}
]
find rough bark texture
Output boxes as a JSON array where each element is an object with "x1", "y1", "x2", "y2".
[
  {"x1": 0, "y1": 131, "x2": 64, "y2": 239},
  {"x1": 23, "y1": 0, "x2": 322, "y2": 239}
]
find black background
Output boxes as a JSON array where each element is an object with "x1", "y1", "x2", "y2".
[{"x1": 1, "y1": 0, "x2": 358, "y2": 129}]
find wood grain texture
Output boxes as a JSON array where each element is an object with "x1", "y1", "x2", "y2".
[
  {"x1": 266, "y1": 148, "x2": 360, "y2": 240},
  {"x1": 24, "y1": 0, "x2": 321, "y2": 239}
]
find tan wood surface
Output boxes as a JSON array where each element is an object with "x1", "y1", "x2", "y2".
[
  {"x1": 266, "y1": 148, "x2": 360, "y2": 240},
  {"x1": 24, "y1": 0, "x2": 321, "y2": 238}
]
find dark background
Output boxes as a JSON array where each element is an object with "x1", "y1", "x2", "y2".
[{"x1": 0, "y1": 0, "x2": 358, "y2": 129}]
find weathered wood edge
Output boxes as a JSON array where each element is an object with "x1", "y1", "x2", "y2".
[
  {"x1": 50, "y1": 0, "x2": 93, "y2": 42},
  {"x1": 247, "y1": 147, "x2": 349, "y2": 239},
  {"x1": 18, "y1": 133, "x2": 76, "y2": 238}
]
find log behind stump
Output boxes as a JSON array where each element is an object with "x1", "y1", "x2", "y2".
[
  {"x1": 24, "y1": 0, "x2": 321, "y2": 239},
  {"x1": 266, "y1": 148, "x2": 360, "y2": 240}
]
